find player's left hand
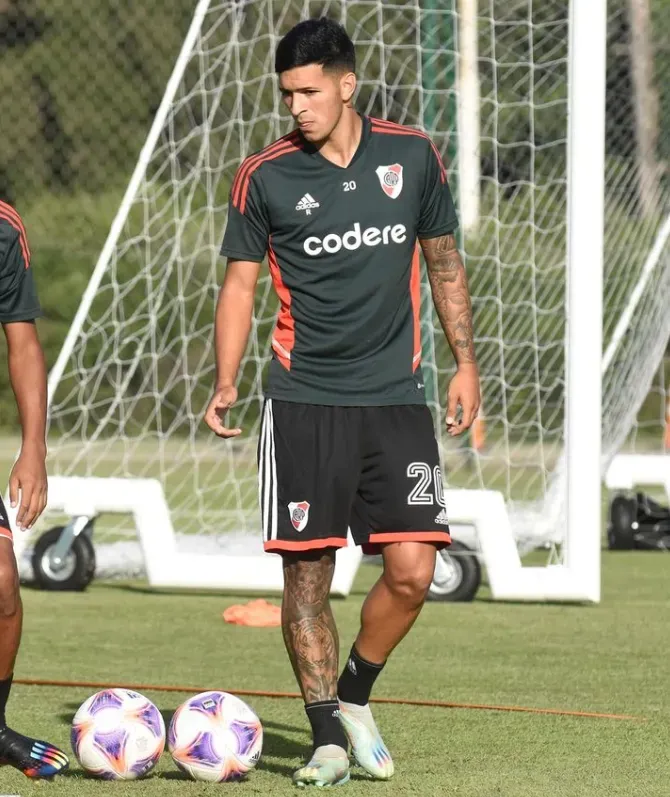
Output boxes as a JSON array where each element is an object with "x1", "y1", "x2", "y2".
[
  {"x1": 9, "y1": 444, "x2": 48, "y2": 531},
  {"x1": 204, "y1": 385, "x2": 241, "y2": 438},
  {"x1": 445, "y1": 363, "x2": 481, "y2": 436}
]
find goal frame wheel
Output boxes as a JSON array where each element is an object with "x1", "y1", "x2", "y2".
[
  {"x1": 427, "y1": 539, "x2": 481, "y2": 602},
  {"x1": 31, "y1": 522, "x2": 96, "y2": 591}
]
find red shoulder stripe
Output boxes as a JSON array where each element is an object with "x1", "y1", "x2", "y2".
[
  {"x1": 232, "y1": 131, "x2": 302, "y2": 211},
  {"x1": 370, "y1": 117, "x2": 415, "y2": 130},
  {"x1": 370, "y1": 119, "x2": 446, "y2": 183},
  {"x1": 0, "y1": 200, "x2": 30, "y2": 256},
  {"x1": 237, "y1": 139, "x2": 303, "y2": 214},
  {"x1": 231, "y1": 131, "x2": 300, "y2": 205},
  {"x1": 0, "y1": 200, "x2": 28, "y2": 239},
  {"x1": 0, "y1": 203, "x2": 30, "y2": 267}
]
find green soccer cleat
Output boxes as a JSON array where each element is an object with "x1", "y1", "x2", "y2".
[
  {"x1": 293, "y1": 744, "x2": 350, "y2": 788},
  {"x1": 338, "y1": 701, "x2": 394, "y2": 780}
]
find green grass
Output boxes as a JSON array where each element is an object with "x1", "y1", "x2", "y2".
[{"x1": 2, "y1": 551, "x2": 670, "y2": 796}]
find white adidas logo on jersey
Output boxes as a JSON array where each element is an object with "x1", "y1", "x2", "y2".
[{"x1": 296, "y1": 193, "x2": 320, "y2": 215}]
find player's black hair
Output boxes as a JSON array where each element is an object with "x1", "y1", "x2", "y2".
[{"x1": 275, "y1": 18, "x2": 355, "y2": 75}]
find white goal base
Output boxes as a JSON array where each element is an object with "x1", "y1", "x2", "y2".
[
  {"x1": 605, "y1": 455, "x2": 670, "y2": 502},
  {"x1": 10, "y1": 478, "x2": 599, "y2": 602},
  {"x1": 10, "y1": 476, "x2": 363, "y2": 596},
  {"x1": 445, "y1": 489, "x2": 599, "y2": 603}
]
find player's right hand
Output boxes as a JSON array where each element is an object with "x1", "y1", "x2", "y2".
[
  {"x1": 204, "y1": 386, "x2": 241, "y2": 438},
  {"x1": 9, "y1": 444, "x2": 48, "y2": 531}
]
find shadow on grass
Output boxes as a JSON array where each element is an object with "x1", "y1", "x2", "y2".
[
  {"x1": 92, "y1": 581, "x2": 355, "y2": 602},
  {"x1": 475, "y1": 596, "x2": 594, "y2": 608},
  {"x1": 89, "y1": 582, "x2": 281, "y2": 600},
  {"x1": 258, "y1": 759, "x2": 373, "y2": 782},
  {"x1": 157, "y1": 765, "x2": 372, "y2": 783},
  {"x1": 58, "y1": 561, "x2": 384, "y2": 601},
  {"x1": 155, "y1": 770, "x2": 192, "y2": 780}
]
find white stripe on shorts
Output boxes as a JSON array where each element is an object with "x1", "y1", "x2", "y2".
[
  {"x1": 258, "y1": 402, "x2": 268, "y2": 539},
  {"x1": 259, "y1": 399, "x2": 278, "y2": 542},
  {"x1": 268, "y1": 400, "x2": 278, "y2": 541}
]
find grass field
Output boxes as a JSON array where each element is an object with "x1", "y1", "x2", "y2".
[{"x1": 1, "y1": 551, "x2": 669, "y2": 796}]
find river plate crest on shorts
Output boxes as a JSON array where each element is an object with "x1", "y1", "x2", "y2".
[
  {"x1": 288, "y1": 501, "x2": 310, "y2": 532},
  {"x1": 376, "y1": 163, "x2": 403, "y2": 199}
]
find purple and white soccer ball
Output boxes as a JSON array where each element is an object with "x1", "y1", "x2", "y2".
[
  {"x1": 168, "y1": 691, "x2": 263, "y2": 782},
  {"x1": 71, "y1": 688, "x2": 165, "y2": 780}
]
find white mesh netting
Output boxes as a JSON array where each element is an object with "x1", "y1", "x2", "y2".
[{"x1": 35, "y1": 0, "x2": 670, "y2": 578}]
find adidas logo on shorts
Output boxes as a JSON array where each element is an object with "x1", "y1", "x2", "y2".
[
  {"x1": 434, "y1": 507, "x2": 449, "y2": 526},
  {"x1": 295, "y1": 193, "x2": 320, "y2": 214}
]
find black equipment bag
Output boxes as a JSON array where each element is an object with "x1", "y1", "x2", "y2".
[{"x1": 607, "y1": 492, "x2": 670, "y2": 550}]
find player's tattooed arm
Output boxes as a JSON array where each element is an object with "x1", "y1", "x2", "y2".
[
  {"x1": 420, "y1": 233, "x2": 480, "y2": 434},
  {"x1": 281, "y1": 552, "x2": 339, "y2": 703},
  {"x1": 420, "y1": 233, "x2": 477, "y2": 366}
]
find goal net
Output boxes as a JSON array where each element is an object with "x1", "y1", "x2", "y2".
[{"x1": 37, "y1": 0, "x2": 670, "y2": 589}]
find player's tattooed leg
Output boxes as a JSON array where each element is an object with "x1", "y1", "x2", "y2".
[
  {"x1": 281, "y1": 550, "x2": 339, "y2": 703},
  {"x1": 282, "y1": 550, "x2": 349, "y2": 768}
]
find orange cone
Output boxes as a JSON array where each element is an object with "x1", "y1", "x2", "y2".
[{"x1": 222, "y1": 599, "x2": 281, "y2": 627}]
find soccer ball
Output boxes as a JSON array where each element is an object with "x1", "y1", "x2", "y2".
[
  {"x1": 168, "y1": 691, "x2": 263, "y2": 782},
  {"x1": 71, "y1": 688, "x2": 165, "y2": 779}
]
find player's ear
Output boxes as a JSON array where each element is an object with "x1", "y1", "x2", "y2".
[{"x1": 339, "y1": 71, "x2": 357, "y2": 104}]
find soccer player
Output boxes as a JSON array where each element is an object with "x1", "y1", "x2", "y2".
[
  {"x1": 0, "y1": 200, "x2": 69, "y2": 778},
  {"x1": 205, "y1": 18, "x2": 480, "y2": 787}
]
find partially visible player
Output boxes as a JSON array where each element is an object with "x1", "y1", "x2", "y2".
[
  {"x1": 0, "y1": 200, "x2": 69, "y2": 778},
  {"x1": 205, "y1": 18, "x2": 479, "y2": 787}
]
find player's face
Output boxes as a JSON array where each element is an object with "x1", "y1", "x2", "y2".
[{"x1": 279, "y1": 64, "x2": 356, "y2": 142}]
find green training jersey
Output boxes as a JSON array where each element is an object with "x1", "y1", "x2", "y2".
[
  {"x1": 221, "y1": 114, "x2": 458, "y2": 406},
  {"x1": 0, "y1": 201, "x2": 41, "y2": 323}
]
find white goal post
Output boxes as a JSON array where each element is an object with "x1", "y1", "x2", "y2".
[{"x1": 28, "y1": 0, "x2": 670, "y2": 601}]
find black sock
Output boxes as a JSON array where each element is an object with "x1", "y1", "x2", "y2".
[
  {"x1": 0, "y1": 675, "x2": 12, "y2": 729},
  {"x1": 337, "y1": 647, "x2": 384, "y2": 706},
  {"x1": 305, "y1": 700, "x2": 348, "y2": 751}
]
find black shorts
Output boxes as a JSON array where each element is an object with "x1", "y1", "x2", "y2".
[{"x1": 258, "y1": 400, "x2": 451, "y2": 555}]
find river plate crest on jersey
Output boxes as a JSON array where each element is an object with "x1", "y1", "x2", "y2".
[{"x1": 376, "y1": 163, "x2": 403, "y2": 199}]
